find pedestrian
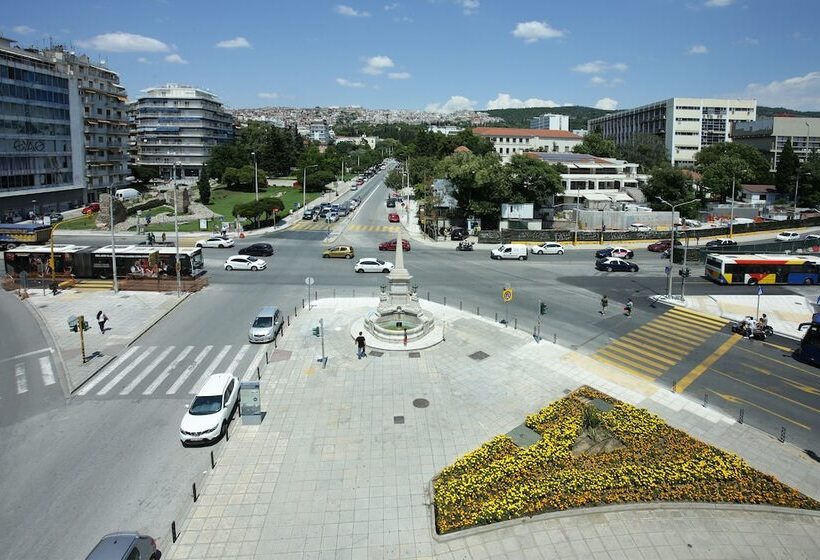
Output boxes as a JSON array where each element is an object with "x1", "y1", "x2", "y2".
[
  {"x1": 96, "y1": 310, "x2": 108, "y2": 333},
  {"x1": 600, "y1": 295, "x2": 608, "y2": 315},
  {"x1": 355, "y1": 331, "x2": 367, "y2": 359},
  {"x1": 625, "y1": 298, "x2": 633, "y2": 317},
  {"x1": 161, "y1": 232, "x2": 166, "y2": 244}
]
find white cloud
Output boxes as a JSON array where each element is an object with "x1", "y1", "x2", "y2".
[
  {"x1": 737, "y1": 37, "x2": 759, "y2": 46},
  {"x1": 13, "y1": 25, "x2": 35, "y2": 35},
  {"x1": 393, "y1": 15, "x2": 413, "y2": 23},
  {"x1": 384, "y1": 2, "x2": 399, "y2": 9},
  {"x1": 573, "y1": 60, "x2": 628, "y2": 74},
  {"x1": 335, "y1": 5, "x2": 370, "y2": 17},
  {"x1": 77, "y1": 32, "x2": 170, "y2": 53},
  {"x1": 362, "y1": 55, "x2": 395, "y2": 75},
  {"x1": 457, "y1": 0, "x2": 480, "y2": 14},
  {"x1": 594, "y1": 98, "x2": 619, "y2": 110},
  {"x1": 485, "y1": 93, "x2": 560, "y2": 110},
  {"x1": 688, "y1": 44, "x2": 709, "y2": 55},
  {"x1": 258, "y1": 92, "x2": 280, "y2": 99},
  {"x1": 388, "y1": 72, "x2": 410, "y2": 80},
  {"x1": 425, "y1": 96, "x2": 476, "y2": 113},
  {"x1": 136, "y1": 57, "x2": 149, "y2": 64},
  {"x1": 337, "y1": 77, "x2": 365, "y2": 88},
  {"x1": 512, "y1": 21, "x2": 564, "y2": 43},
  {"x1": 216, "y1": 37, "x2": 251, "y2": 49},
  {"x1": 589, "y1": 76, "x2": 623, "y2": 87},
  {"x1": 705, "y1": 0, "x2": 734, "y2": 7},
  {"x1": 164, "y1": 54, "x2": 188, "y2": 64},
  {"x1": 744, "y1": 71, "x2": 820, "y2": 111}
]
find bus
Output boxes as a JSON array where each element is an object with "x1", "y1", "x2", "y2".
[{"x1": 704, "y1": 253, "x2": 820, "y2": 285}]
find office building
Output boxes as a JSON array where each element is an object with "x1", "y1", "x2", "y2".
[
  {"x1": 731, "y1": 116, "x2": 820, "y2": 172},
  {"x1": 588, "y1": 98, "x2": 757, "y2": 167},
  {"x1": 472, "y1": 127, "x2": 583, "y2": 163},
  {"x1": 529, "y1": 113, "x2": 569, "y2": 131},
  {"x1": 133, "y1": 84, "x2": 234, "y2": 179}
]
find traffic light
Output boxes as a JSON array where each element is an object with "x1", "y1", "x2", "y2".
[
  {"x1": 678, "y1": 268, "x2": 691, "y2": 278},
  {"x1": 312, "y1": 326, "x2": 320, "y2": 337},
  {"x1": 82, "y1": 320, "x2": 90, "y2": 331},
  {"x1": 539, "y1": 302, "x2": 548, "y2": 315}
]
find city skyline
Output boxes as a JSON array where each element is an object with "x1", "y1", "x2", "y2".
[{"x1": 2, "y1": 0, "x2": 819, "y2": 112}]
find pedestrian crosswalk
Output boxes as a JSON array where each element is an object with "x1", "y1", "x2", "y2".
[
  {"x1": 592, "y1": 307, "x2": 728, "y2": 381},
  {"x1": 75, "y1": 343, "x2": 271, "y2": 398},
  {"x1": 0, "y1": 352, "x2": 58, "y2": 399},
  {"x1": 289, "y1": 222, "x2": 400, "y2": 232}
]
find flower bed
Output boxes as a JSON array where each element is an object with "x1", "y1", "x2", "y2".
[{"x1": 433, "y1": 386, "x2": 820, "y2": 534}]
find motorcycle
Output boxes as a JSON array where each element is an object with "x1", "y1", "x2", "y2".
[
  {"x1": 731, "y1": 321, "x2": 774, "y2": 340},
  {"x1": 456, "y1": 241, "x2": 474, "y2": 251}
]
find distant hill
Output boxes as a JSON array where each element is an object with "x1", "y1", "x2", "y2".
[{"x1": 485, "y1": 105, "x2": 820, "y2": 130}]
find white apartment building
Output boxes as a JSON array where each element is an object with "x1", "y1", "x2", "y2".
[
  {"x1": 732, "y1": 116, "x2": 820, "y2": 172},
  {"x1": 133, "y1": 84, "x2": 234, "y2": 179},
  {"x1": 529, "y1": 113, "x2": 569, "y2": 131},
  {"x1": 588, "y1": 98, "x2": 757, "y2": 167},
  {"x1": 309, "y1": 119, "x2": 331, "y2": 143},
  {"x1": 472, "y1": 127, "x2": 583, "y2": 163},
  {"x1": 428, "y1": 125, "x2": 463, "y2": 135}
]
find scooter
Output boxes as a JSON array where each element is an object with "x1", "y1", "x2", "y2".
[
  {"x1": 731, "y1": 321, "x2": 773, "y2": 340},
  {"x1": 456, "y1": 241, "x2": 474, "y2": 251}
]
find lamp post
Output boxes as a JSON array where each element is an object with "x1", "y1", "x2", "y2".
[
  {"x1": 302, "y1": 164, "x2": 319, "y2": 208},
  {"x1": 251, "y1": 151, "x2": 259, "y2": 201},
  {"x1": 658, "y1": 197, "x2": 699, "y2": 299},
  {"x1": 728, "y1": 175, "x2": 736, "y2": 239},
  {"x1": 107, "y1": 176, "x2": 135, "y2": 294},
  {"x1": 31, "y1": 200, "x2": 37, "y2": 223},
  {"x1": 173, "y1": 161, "x2": 182, "y2": 297}
]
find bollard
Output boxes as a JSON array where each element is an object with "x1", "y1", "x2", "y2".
[
  {"x1": 225, "y1": 424, "x2": 229, "y2": 441},
  {"x1": 315, "y1": 290, "x2": 318, "y2": 301},
  {"x1": 459, "y1": 301, "x2": 463, "y2": 311},
  {"x1": 427, "y1": 291, "x2": 430, "y2": 301},
  {"x1": 287, "y1": 315, "x2": 291, "y2": 326},
  {"x1": 671, "y1": 380, "x2": 677, "y2": 393},
  {"x1": 703, "y1": 393, "x2": 708, "y2": 407},
  {"x1": 172, "y1": 521, "x2": 178, "y2": 543},
  {"x1": 476, "y1": 306, "x2": 480, "y2": 316},
  {"x1": 294, "y1": 306, "x2": 298, "y2": 317},
  {"x1": 302, "y1": 298, "x2": 305, "y2": 309},
  {"x1": 553, "y1": 333, "x2": 557, "y2": 344},
  {"x1": 210, "y1": 451, "x2": 215, "y2": 469},
  {"x1": 738, "y1": 408, "x2": 744, "y2": 424},
  {"x1": 274, "y1": 337, "x2": 277, "y2": 348},
  {"x1": 514, "y1": 318, "x2": 518, "y2": 330},
  {"x1": 192, "y1": 483, "x2": 198, "y2": 502},
  {"x1": 265, "y1": 351, "x2": 269, "y2": 364},
  {"x1": 495, "y1": 311, "x2": 498, "y2": 322},
  {"x1": 444, "y1": 296, "x2": 447, "y2": 306},
  {"x1": 257, "y1": 366, "x2": 260, "y2": 380},
  {"x1": 779, "y1": 427, "x2": 786, "y2": 443}
]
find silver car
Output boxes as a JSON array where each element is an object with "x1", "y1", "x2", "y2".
[{"x1": 248, "y1": 306, "x2": 282, "y2": 343}]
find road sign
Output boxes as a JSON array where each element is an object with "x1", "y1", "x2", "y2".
[
  {"x1": 305, "y1": 276, "x2": 315, "y2": 286},
  {"x1": 502, "y1": 288, "x2": 513, "y2": 302}
]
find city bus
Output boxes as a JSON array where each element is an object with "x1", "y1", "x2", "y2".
[{"x1": 704, "y1": 253, "x2": 820, "y2": 285}]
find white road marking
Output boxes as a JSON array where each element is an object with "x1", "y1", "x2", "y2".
[
  {"x1": 119, "y1": 346, "x2": 175, "y2": 395},
  {"x1": 97, "y1": 346, "x2": 156, "y2": 395},
  {"x1": 15, "y1": 363, "x2": 27, "y2": 394},
  {"x1": 188, "y1": 345, "x2": 232, "y2": 394},
  {"x1": 222, "y1": 344, "x2": 250, "y2": 376},
  {"x1": 242, "y1": 346, "x2": 268, "y2": 381},
  {"x1": 143, "y1": 345, "x2": 194, "y2": 395},
  {"x1": 166, "y1": 346, "x2": 213, "y2": 395},
  {"x1": 39, "y1": 356, "x2": 55, "y2": 386},
  {"x1": 0, "y1": 348, "x2": 52, "y2": 364},
  {"x1": 77, "y1": 346, "x2": 140, "y2": 396}
]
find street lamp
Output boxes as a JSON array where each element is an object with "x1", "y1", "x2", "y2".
[
  {"x1": 302, "y1": 164, "x2": 319, "y2": 208},
  {"x1": 728, "y1": 175, "x2": 737, "y2": 239},
  {"x1": 657, "y1": 197, "x2": 699, "y2": 299},
  {"x1": 172, "y1": 161, "x2": 183, "y2": 297},
  {"x1": 107, "y1": 176, "x2": 135, "y2": 295},
  {"x1": 251, "y1": 151, "x2": 259, "y2": 201}
]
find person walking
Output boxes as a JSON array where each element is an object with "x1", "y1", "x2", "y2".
[
  {"x1": 600, "y1": 295, "x2": 608, "y2": 315},
  {"x1": 624, "y1": 298, "x2": 633, "y2": 317},
  {"x1": 161, "y1": 232, "x2": 166, "y2": 244},
  {"x1": 96, "y1": 310, "x2": 108, "y2": 333},
  {"x1": 355, "y1": 331, "x2": 367, "y2": 359}
]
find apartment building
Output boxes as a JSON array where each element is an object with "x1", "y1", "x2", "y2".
[
  {"x1": 0, "y1": 37, "x2": 85, "y2": 221},
  {"x1": 731, "y1": 116, "x2": 820, "y2": 172},
  {"x1": 529, "y1": 113, "x2": 569, "y2": 131},
  {"x1": 133, "y1": 84, "x2": 234, "y2": 179},
  {"x1": 472, "y1": 127, "x2": 583, "y2": 163},
  {"x1": 308, "y1": 119, "x2": 331, "y2": 143},
  {"x1": 588, "y1": 98, "x2": 757, "y2": 167}
]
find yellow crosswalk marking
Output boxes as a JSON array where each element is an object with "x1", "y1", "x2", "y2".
[
  {"x1": 668, "y1": 307, "x2": 727, "y2": 328},
  {"x1": 596, "y1": 345, "x2": 666, "y2": 374},
  {"x1": 592, "y1": 354, "x2": 657, "y2": 382},
  {"x1": 623, "y1": 333, "x2": 691, "y2": 356},
  {"x1": 608, "y1": 339, "x2": 679, "y2": 366}
]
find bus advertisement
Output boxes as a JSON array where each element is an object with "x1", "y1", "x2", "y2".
[{"x1": 704, "y1": 253, "x2": 820, "y2": 286}]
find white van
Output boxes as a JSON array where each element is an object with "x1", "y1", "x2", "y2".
[
  {"x1": 490, "y1": 244, "x2": 528, "y2": 261},
  {"x1": 115, "y1": 188, "x2": 141, "y2": 201}
]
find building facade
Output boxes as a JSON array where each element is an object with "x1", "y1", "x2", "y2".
[
  {"x1": 308, "y1": 119, "x2": 331, "y2": 143},
  {"x1": 731, "y1": 116, "x2": 820, "y2": 172},
  {"x1": 472, "y1": 127, "x2": 583, "y2": 163},
  {"x1": 133, "y1": 84, "x2": 234, "y2": 180},
  {"x1": 529, "y1": 113, "x2": 569, "y2": 131},
  {"x1": 588, "y1": 97, "x2": 757, "y2": 167}
]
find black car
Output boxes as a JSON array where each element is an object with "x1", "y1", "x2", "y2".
[
  {"x1": 450, "y1": 228, "x2": 468, "y2": 241},
  {"x1": 705, "y1": 238, "x2": 738, "y2": 248},
  {"x1": 49, "y1": 212, "x2": 64, "y2": 223},
  {"x1": 386, "y1": 199, "x2": 396, "y2": 208},
  {"x1": 595, "y1": 257, "x2": 639, "y2": 272},
  {"x1": 239, "y1": 243, "x2": 275, "y2": 257}
]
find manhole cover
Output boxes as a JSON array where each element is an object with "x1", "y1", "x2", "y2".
[
  {"x1": 409, "y1": 352, "x2": 420, "y2": 358},
  {"x1": 589, "y1": 398, "x2": 614, "y2": 412},
  {"x1": 412, "y1": 398, "x2": 429, "y2": 408},
  {"x1": 393, "y1": 416, "x2": 405, "y2": 424},
  {"x1": 468, "y1": 351, "x2": 489, "y2": 361},
  {"x1": 370, "y1": 350, "x2": 384, "y2": 357}
]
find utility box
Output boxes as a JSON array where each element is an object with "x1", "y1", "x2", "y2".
[{"x1": 240, "y1": 380, "x2": 262, "y2": 425}]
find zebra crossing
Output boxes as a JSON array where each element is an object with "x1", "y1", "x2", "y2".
[
  {"x1": 75, "y1": 343, "x2": 272, "y2": 399},
  {"x1": 0, "y1": 352, "x2": 58, "y2": 399},
  {"x1": 289, "y1": 221, "x2": 400, "y2": 232}
]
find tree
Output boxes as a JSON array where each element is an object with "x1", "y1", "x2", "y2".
[
  {"x1": 385, "y1": 170, "x2": 403, "y2": 191},
  {"x1": 502, "y1": 154, "x2": 564, "y2": 203},
  {"x1": 694, "y1": 142, "x2": 771, "y2": 184},
  {"x1": 618, "y1": 133, "x2": 667, "y2": 171},
  {"x1": 197, "y1": 171, "x2": 211, "y2": 205},
  {"x1": 130, "y1": 164, "x2": 158, "y2": 185},
  {"x1": 572, "y1": 131, "x2": 618, "y2": 158},
  {"x1": 436, "y1": 152, "x2": 505, "y2": 218},
  {"x1": 641, "y1": 164, "x2": 699, "y2": 218},
  {"x1": 700, "y1": 155, "x2": 753, "y2": 202},
  {"x1": 799, "y1": 152, "x2": 820, "y2": 207},
  {"x1": 774, "y1": 138, "x2": 800, "y2": 196},
  {"x1": 221, "y1": 165, "x2": 257, "y2": 191}
]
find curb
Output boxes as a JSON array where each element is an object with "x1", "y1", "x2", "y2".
[
  {"x1": 129, "y1": 291, "x2": 192, "y2": 347},
  {"x1": 21, "y1": 296, "x2": 72, "y2": 399}
]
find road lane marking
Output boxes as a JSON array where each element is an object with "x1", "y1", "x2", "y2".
[
  {"x1": 15, "y1": 363, "x2": 27, "y2": 394},
  {"x1": 97, "y1": 346, "x2": 156, "y2": 395},
  {"x1": 744, "y1": 364, "x2": 820, "y2": 396},
  {"x1": 735, "y1": 346, "x2": 820, "y2": 378},
  {"x1": 675, "y1": 334, "x2": 742, "y2": 393},
  {"x1": 143, "y1": 345, "x2": 194, "y2": 395},
  {"x1": 243, "y1": 346, "x2": 268, "y2": 381},
  {"x1": 710, "y1": 368, "x2": 820, "y2": 414},
  {"x1": 76, "y1": 346, "x2": 140, "y2": 396},
  {"x1": 188, "y1": 345, "x2": 232, "y2": 394},
  {"x1": 762, "y1": 341, "x2": 796, "y2": 352},
  {"x1": 0, "y1": 347, "x2": 53, "y2": 364},
  {"x1": 166, "y1": 346, "x2": 212, "y2": 395},
  {"x1": 119, "y1": 346, "x2": 175, "y2": 395},
  {"x1": 708, "y1": 389, "x2": 810, "y2": 430},
  {"x1": 39, "y1": 356, "x2": 55, "y2": 386},
  {"x1": 222, "y1": 345, "x2": 250, "y2": 376}
]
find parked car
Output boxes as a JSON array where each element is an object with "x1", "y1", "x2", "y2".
[
  {"x1": 596, "y1": 257, "x2": 640, "y2": 272},
  {"x1": 82, "y1": 202, "x2": 100, "y2": 214},
  {"x1": 595, "y1": 246, "x2": 634, "y2": 259},
  {"x1": 491, "y1": 244, "x2": 528, "y2": 260},
  {"x1": 323, "y1": 245, "x2": 354, "y2": 259},
  {"x1": 239, "y1": 243, "x2": 274, "y2": 257},
  {"x1": 84, "y1": 532, "x2": 160, "y2": 560},
  {"x1": 531, "y1": 242, "x2": 565, "y2": 255},
  {"x1": 326, "y1": 212, "x2": 339, "y2": 222},
  {"x1": 248, "y1": 306, "x2": 283, "y2": 343},
  {"x1": 379, "y1": 239, "x2": 411, "y2": 251},
  {"x1": 806, "y1": 234, "x2": 820, "y2": 240},
  {"x1": 647, "y1": 239, "x2": 682, "y2": 252},
  {"x1": 338, "y1": 205, "x2": 349, "y2": 217},
  {"x1": 387, "y1": 212, "x2": 400, "y2": 223},
  {"x1": 179, "y1": 373, "x2": 239, "y2": 446},
  {"x1": 450, "y1": 228, "x2": 468, "y2": 241},
  {"x1": 776, "y1": 231, "x2": 801, "y2": 242},
  {"x1": 196, "y1": 236, "x2": 235, "y2": 249},
  {"x1": 386, "y1": 199, "x2": 396, "y2": 208},
  {"x1": 354, "y1": 258, "x2": 394, "y2": 273},
  {"x1": 705, "y1": 238, "x2": 738, "y2": 248},
  {"x1": 629, "y1": 223, "x2": 652, "y2": 232},
  {"x1": 224, "y1": 255, "x2": 267, "y2": 271}
]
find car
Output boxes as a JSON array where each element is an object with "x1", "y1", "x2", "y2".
[
  {"x1": 531, "y1": 242, "x2": 565, "y2": 255},
  {"x1": 386, "y1": 199, "x2": 396, "y2": 208},
  {"x1": 647, "y1": 239, "x2": 682, "y2": 252},
  {"x1": 84, "y1": 532, "x2": 160, "y2": 560},
  {"x1": 323, "y1": 245, "x2": 355, "y2": 259},
  {"x1": 82, "y1": 202, "x2": 100, "y2": 214},
  {"x1": 378, "y1": 239, "x2": 411, "y2": 251},
  {"x1": 354, "y1": 258, "x2": 394, "y2": 273},
  {"x1": 629, "y1": 223, "x2": 652, "y2": 232},
  {"x1": 350, "y1": 185, "x2": 358, "y2": 191},
  {"x1": 595, "y1": 246, "x2": 634, "y2": 259},
  {"x1": 239, "y1": 243, "x2": 274, "y2": 257},
  {"x1": 338, "y1": 205, "x2": 350, "y2": 217},
  {"x1": 450, "y1": 228, "x2": 468, "y2": 241},
  {"x1": 224, "y1": 255, "x2": 267, "y2": 271},
  {"x1": 180, "y1": 373, "x2": 239, "y2": 446},
  {"x1": 303, "y1": 208, "x2": 315, "y2": 220},
  {"x1": 595, "y1": 257, "x2": 639, "y2": 272},
  {"x1": 196, "y1": 236, "x2": 235, "y2": 249},
  {"x1": 325, "y1": 212, "x2": 339, "y2": 222},
  {"x1": 387, "y1": 212, "x2": 400, "y2": 223},
  {"x1": 248, "y1": 306, "x2": 283, "y2": 343},
  {"x1": 776, "y1": 231, "x2": 801, "y2": 242},
  {"x1": 705, "y1": 238, "x2": 738, "y2": 248},
  {"x1": 807, "y1": 234, "x2": 820, "y2": 241},
  {"x1": 48, "y1": 212, "x2": 64, "y2": 223}
]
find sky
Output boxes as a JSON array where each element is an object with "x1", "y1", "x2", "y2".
[{"x1": 3, "y1": 0, "x2": 820, "y2": 112}]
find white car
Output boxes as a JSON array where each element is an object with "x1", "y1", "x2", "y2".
[
  {"x1": 224, "y1": 255, "x2": 267, "y2": 271},
  {"x1": 531, "y1": 242, "x2": 565, "y2": 255},
  {"x1": 629, "y1": 223, "x2": 652, "y2": 232},
  {"x1": 354, "y1": 258, "x2": 394, "y2": 273},
  {"x1": 180, "y1": 373, "x2": 239, "y2": 446},
  {"x1": 196, "y1": 236, "x2": 235, "y2": 249},
  {"x1": 776, "y1": 231, "x2": 800, "y2": 242}
]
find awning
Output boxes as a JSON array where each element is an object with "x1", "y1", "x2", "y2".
[
  {"x1": 611, "y1": 192, "x2": 634, "y2": 202},
  {"x1": 582, "y1": 193, "x2": 612, "y2": 201}
]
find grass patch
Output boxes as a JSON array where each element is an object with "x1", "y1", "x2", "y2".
[
  {"x1": 54, "y1": 214, "x2": 98, "y2": 230},
  {"x1": 137, "y1": 205, "x2": 174, "y2": 218},
  {"x1": 203, "y1": 185, "x2": 326, "y2": 228},
  {"x1": 433, "y1": 386, "x2": 820, "y2": 535}
]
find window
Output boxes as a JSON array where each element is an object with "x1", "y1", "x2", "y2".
[{"x1": 126, "y1": 547, "x2": 140, "y2": 560}]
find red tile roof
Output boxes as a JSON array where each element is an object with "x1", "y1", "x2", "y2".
[
  {"x1": 741, "y1": 184, "x2": 777, "y2": 193},
  {"x1": 473, "y1": 127, "x2": 582, "y2": 140}
]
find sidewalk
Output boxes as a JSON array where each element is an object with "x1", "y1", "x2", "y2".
[{"x1": 163, "y1": 298, "x2": 820, "y2": 560}]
